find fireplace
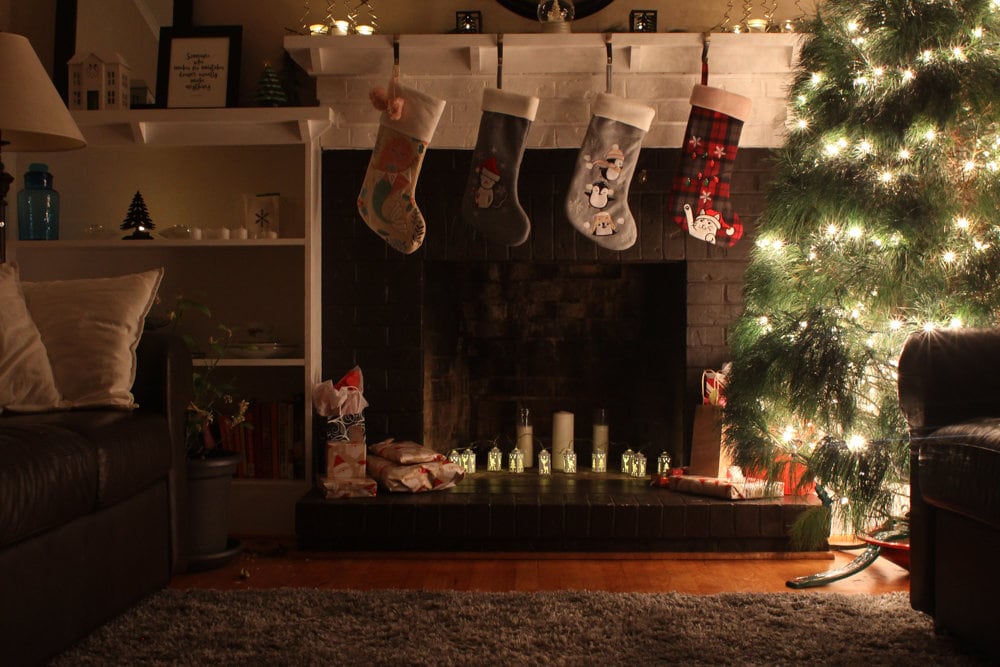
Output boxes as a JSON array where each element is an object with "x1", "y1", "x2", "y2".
[{"x1": 320, "y1": 147, "x2": 772, "y2": 466}]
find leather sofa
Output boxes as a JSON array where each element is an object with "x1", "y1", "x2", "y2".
[
  {"x1": 898, "y1": 328, "x2": 1000, "y2": 659},
  {"x1": 0, "y1": 332, "x2": 191, "y2": 666}
]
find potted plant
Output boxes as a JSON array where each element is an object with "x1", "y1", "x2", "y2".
[{"x1": 169, "y1": 296, "x2": 249, "y2": 570}]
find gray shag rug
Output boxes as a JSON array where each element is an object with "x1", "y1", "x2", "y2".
[{"x1": 53, "y1": 589, "x2": 987, "y2": 666}]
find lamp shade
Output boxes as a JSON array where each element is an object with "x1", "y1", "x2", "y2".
[{"x1": 0, "y1": 33, "x2": 85, "y2": 151}]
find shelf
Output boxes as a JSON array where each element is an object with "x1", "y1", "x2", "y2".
[
  {"x1": 193, "y1": 358, "x2": 305, "y2": 368},
  {"x1": 13, "y1": 239, "x2": 307, "y2": 249},
  {"x1": 284, "y1": 32, "x2": 800, "y2": 77},
  {"x1": 70, "y1": 107, "x2": 335, "y2": 147}
]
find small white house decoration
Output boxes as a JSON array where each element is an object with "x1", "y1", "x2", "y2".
[{"x1": 68, "y1": 52, "x2": 131, "y2": 110}]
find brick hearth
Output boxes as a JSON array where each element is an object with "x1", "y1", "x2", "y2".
[{"x1": 297, "y1": 474, "x2": 822, "y2": 552}]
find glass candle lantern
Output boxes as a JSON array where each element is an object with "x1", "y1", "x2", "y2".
[
  {"x1": 621, "y1": 447, "x2": 635, "y2": 475},
  {"x1": 509, "y1": 447, "x2": 524, "y2": 473},
  {"x1": 592, "y1": 450, "x2": 607, "y2": 473},
  {"x1": 562, "y1": 449, "x2": 577, "y2": 474},
  {"x1": 462, "y1": 448, "x2": 477, "y2": 474},
  {"x1": 538, "y1": 449, "x2": 552, "y2": 475},
  {"x1": 537, "y1": 0, "x2": 575, "y2": 33},
  {"x1": 487, "y1": 445, "x2": 503, "y2": 472}
]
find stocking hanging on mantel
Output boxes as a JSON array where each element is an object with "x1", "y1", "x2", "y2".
[
  {"x1": 564, "y1": 93, "x2": 655, "y2": 251},
  {"x1": 667, "y1": 40, "x2": 752, "y2": 247},
  {"x1": 461, "y1": 88, "x2": 539, "y2": 247},
  {"x1": 356, "y1": 43, "x2": 446, "y2": 254}
]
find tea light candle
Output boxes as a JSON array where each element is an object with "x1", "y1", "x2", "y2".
[
  {"x1": 218, "y1": 227, "x2": 230, "y2": 239},
  {"x1": 266, "y1": 230, "x2": 278, "y2": 239},
  {"x1": 190, "y1": 227, "x2": 202, "y2": 240},
  {"x1": 233, "y1": 227, "x2": 248, "y2": 240},
  {"x1": 552, "y1": 411, "x2": 573, "y2": 471}
]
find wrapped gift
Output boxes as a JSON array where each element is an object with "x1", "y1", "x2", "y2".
[
  {"x1": 669, "y1": 474, "x2": 784, "y2": 500},
  {"x1": 369, "y1": 438, "x2": 446, "y2": 465},
  {"x1": 315, "y1": 366, "x2": 368, "y2": 444},
  {"x1": 367, "y1": 454, "x2": 465, "y2": 493},
  {"x1": 326, "y1": 441, "x2": 366, "y2": 480},
  {"x1": 318, "y1": 475, "x2": 378, "y2": 498}
]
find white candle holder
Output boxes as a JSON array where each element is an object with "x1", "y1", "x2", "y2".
[
  {"x1": 487, "y1": 445, "x2": 503, "y2": 472},
  {"x1": 538, "y1": 449, "x2": 552, "y2": 475},
  {"x1": 562, "y1": 449, "x2": 577, "y2": 474},
  {"x1": 621, "y1": 448, "x2": 635, "y2": 475},
  {"x1": 461, "y1": 448, "x2": 477, "y2": 474},
  {"x1": 509, "y1": 448, "x2": 524, "y2": 473}
]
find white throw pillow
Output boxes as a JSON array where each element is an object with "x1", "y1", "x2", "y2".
[
  {"x1": 0, "y1": 263, "x2": 62, "y2": 412},
  {"x1": 22, "y1": 268, "x2": 164, "y2": 409}
]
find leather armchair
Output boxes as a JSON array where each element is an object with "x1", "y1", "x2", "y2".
[{"x1": 898, "y1": 328, "x2": 1000, "y2": 659}]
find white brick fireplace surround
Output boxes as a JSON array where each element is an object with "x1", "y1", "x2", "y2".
[
  {"x1": 286, "y1": 31, "x2": 801, "y2": 401},
  {"x1": 285, "y1": 32, "x2": 801, "y2": 151}
]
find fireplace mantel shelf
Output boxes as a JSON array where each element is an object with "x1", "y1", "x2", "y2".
[{"x1": 284, "y1": 32, "x2": 802, "y2": 78}]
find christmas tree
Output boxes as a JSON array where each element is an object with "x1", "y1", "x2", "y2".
[
  {"x1": 254, "y1": 62, "x2": 288, "y2": 107},
  {"x1": 121, "y1": 190, "x2": 155, "y2": 240},
  {"x1": 724, "y1": 0, "x2": 1000, "y2": 547}
]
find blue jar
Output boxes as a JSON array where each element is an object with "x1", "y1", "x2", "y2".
[{"x1": 17, "y1": 163, "x2": 60, "y2": 240}]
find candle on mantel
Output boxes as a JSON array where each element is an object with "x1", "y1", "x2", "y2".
[
  {"x1": 592, "y1": 408, "x2": 609, "y2": 457},
  {"x1": 552, "y1": 410, "x2": 574, "y2": 471},
  {"x1": 516, "y1": 407, "x2": 533, "y2": 468}
]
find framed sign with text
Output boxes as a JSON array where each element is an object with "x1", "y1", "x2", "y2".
[{"x1": 156, "y1": 25, "x2": 242, "y2": 108}]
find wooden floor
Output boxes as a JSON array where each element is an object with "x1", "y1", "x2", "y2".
[{"x1": 170, "y1": 539, "x2": 910, "y2": 595}]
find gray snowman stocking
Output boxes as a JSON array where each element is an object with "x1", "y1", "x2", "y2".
[
  {"x1": 564, "y1": 93, "x2": 655, "y2": 251},
  {"x1": 461, "y1": 88, "x2": 539, "y2": 246}
]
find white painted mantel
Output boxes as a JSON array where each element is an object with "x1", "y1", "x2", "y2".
[{"x1": 284, "y1": 32, "x2": 803, "y2": 150}]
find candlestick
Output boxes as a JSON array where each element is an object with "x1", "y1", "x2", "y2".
[{"x1": 552, "y1": 410, "x2": 574, "y2": 471}]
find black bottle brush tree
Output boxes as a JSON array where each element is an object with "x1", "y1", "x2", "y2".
[
  {"x1": 121, "y1": 190, "x2": 155, "y2": 240},
  {"x1": 722, "y1": 0, "x2": 1000, "y2": 548}
]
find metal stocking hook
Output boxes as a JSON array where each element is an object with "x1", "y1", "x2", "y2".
[
  {"x1": 497, "y1": 33, "x2": 504, "y2": 89},
  {"x1": 701, "y1": 32, "x2": 711, "y2": 86},
  {"x1": 392, "y1": 34, "x2": 400, "y2": 79},
  {"x1": 605, "y1": 33, "x2": 613, "y2": 94}
]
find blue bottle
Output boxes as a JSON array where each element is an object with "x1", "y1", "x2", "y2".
[{"x1": 17, "y1": 163, "x2": 60, "y2": 240}]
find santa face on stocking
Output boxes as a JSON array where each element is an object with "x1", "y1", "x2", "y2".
[{"x1": 473, "y1": 157, "x2": 504, "y2": 209}]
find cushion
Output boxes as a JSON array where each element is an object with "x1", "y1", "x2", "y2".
[
  {"x1": 0, "y1": 263, "x2": 61, "y2": 412},
  {"x1": 22, "y1": 268, "x2": 164, "y2": 409}
]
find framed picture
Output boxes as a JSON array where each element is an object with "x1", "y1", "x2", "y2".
[
  {"x1": 156, "y1": 25, "x2": 241, "y2": 108},
  {"x1": 495, "y1": 0, "x2": 614, "y2": 20}
]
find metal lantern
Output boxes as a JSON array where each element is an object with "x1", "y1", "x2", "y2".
[
  {"x1": 592, "y1": 450, "x2": 607, "y2": 473},
  {"x1": 487, "y1": 445, "x2": 503, "y2": 472},
  {"x1": 449, "y1": 448, "x2": 462, "y2": 465},
  {"x1": 621, "y1": 447, "x2": 635, "y2": 475},
  {"x1": 657, "y1": 451, "x2": 672, "y2": 475},
  {"x1": 631, "y1": 451, "x2": 647, "y2": 478},
  {"x1": 509, "y1": 447, "x2": 525, "y2": 473},
  {"x1": 538, "y1": 448, "x2": 552, "y2": 475},
  {"x1": 562, "y1": 449, "x2": 577, "y2": 473},
  {"x1": 461, "y1": 448, "x2": 477, "y2": 474}
]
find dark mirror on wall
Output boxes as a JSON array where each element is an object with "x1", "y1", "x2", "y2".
[
  {"x1": 54, "y1": 0, "x2": 192, "y2": 104},
  {"x1": 495, "y1": 0, "x2": 615, "y2": 20}
]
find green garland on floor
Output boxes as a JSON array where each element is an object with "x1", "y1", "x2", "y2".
[{"x1": 724, "y1": 0, "x2": 1000, "y2": 548}]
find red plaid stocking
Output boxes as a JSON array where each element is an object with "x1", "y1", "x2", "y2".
[{"x1": 667, "y1": 84, "x2": 751, "y2": 247}]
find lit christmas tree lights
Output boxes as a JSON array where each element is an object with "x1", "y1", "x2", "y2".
[{"x1": 724, "y1": 0, "x2": 1000, "y2": 547}]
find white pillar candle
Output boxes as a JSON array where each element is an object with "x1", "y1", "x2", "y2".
[
  {"x1": 233, "y1": 227, "x2": 248, "y2": 240},
  {"x1": 218, "y1": 227, "x2": 230, "y2": 239},
  {"x1": 516, "y1": 407, "x2": 533, "y2": 468},
  {"x1": 552, "y1": 410, "x2": 574, "y2": 471},
  {"x1": 190, "y1": 227, "x2": 202, "y2": 240}
]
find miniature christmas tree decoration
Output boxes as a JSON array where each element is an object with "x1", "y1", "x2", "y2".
[
  {"x1": 254, "y1": 62, "x2": 288, "y2": 107},
  {"x1": 121, "y1": 190, "x2": 155, "y2": 240}
]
